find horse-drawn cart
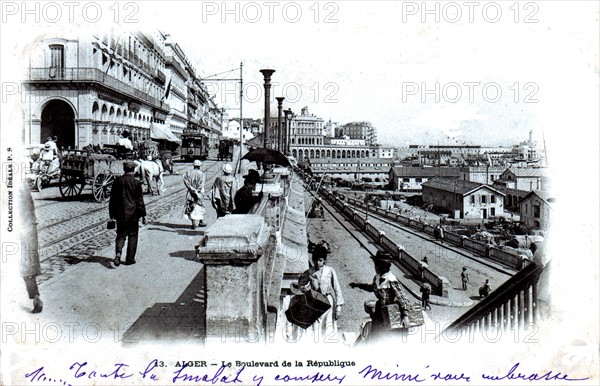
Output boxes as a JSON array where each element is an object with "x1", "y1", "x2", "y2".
[{"x1": 59, "y1": 151, "x2": 126, "y2": 202}]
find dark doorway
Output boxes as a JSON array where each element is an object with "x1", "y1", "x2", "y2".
[{"x1": 41, "y1": 99, "x2": 76, "y2": 149}]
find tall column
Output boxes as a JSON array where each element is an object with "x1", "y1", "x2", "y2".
[
  {"x1": 260, "y1": 69, "x2": 275, "y2": 149},
  {"x1": 276, "y1": 97, "x2": 284, "y2": 152},
  {"x1": 283, "y1": 109, "x2": 292, "y2": 155}
]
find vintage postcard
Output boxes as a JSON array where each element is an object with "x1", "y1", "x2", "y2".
[{"x1": 1, "y1": 1, "x2": 598, "y2": 385}]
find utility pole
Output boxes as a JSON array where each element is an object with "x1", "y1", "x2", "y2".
[{"x1": 201, "y1": 63, "x2": 244, "y2": 174}]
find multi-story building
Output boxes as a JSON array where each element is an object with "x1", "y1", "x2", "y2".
[
  {"x1": 519, "y1": 190, "x2": 553, "y2": 232},
  {"x1": 289, "y1": 106, "x2": 325, "y2": 147},
  {"x1": 323, "y1": 119, "x2": 338, "y2": 137},
  {"x1": 23, "y1": 31, "x2": 171, "y2": 149},
  {"x1": 422, "y1": 177, "x2": 505, "y2": 219},
  {"x1": 495, "y1": 167, "x2": 549, "y2": 191},
  {"x1": 22, "y1": 30, "x2": 222, "y2": 151},
  {"x1": 459, "y1": 165, "x2": 507, "y2": 185},
  {"x1": 337, "y1": 121, "x2": 377, "y2": 145}
]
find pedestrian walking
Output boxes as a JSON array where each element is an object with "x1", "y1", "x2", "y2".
[
  {"x1": 233, "y1": 169, "x2": 263, "y2": 214},
  {"x1": 109, "y1": 161, "x2": 146, "y2": 266},
  {"x1": 434, "y1": 224, "x2": 444, "y2": 244},
  {"x1": 183, "y1": 160, "x2": 206, "y2": 229},
  {"x1": 210, "y1": 163, "x2": 237, "y2": 218},
  {"x1": 18, "y1": 181, "x2": 43, "y2": 313},
  {"x1": 420, "y1": 282, "x2": 432, "y2": 310},
  {"x1": 461, "y1": 267, "x2": 469, "y2": 291},
  {"x1": 419, "y1": 256, "x2": 429, "y2": 281}
]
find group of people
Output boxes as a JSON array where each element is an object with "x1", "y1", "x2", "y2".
[
  {"x1": 286, "y1": 243, "x2": 421, "y2": 342},
  {"x1": 182, "y1": 161, "x2": 264, "y2": 229},
  {"x1": 107, "y1": 159, "x2": 266, "y2": 267}
]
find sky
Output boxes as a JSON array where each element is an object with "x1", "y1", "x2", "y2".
[
  {"x1": 155, "y1": 1, "x2": 599, "y2": 148},
  {"x1": 1, "y1": 1, "x2": 599, "y2": 377},
  {"x1": 2, "y1": 1, "x2": 597, "y2": 148}
]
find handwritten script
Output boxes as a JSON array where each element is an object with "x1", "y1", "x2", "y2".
[{"x1": 23, "y1": 360, "x2": 589, "y2": 385}]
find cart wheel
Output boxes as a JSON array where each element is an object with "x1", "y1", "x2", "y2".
[
  {"x1": 93, "y1": 170, "x2": 115, "y2": 202},
  {"x1": 59, "y1": 174, "x2": 84, "y2": 198}
]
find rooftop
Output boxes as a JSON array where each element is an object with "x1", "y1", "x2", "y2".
[{"x1": 422, "y1": 177, "x2": 506, "y2": 196}]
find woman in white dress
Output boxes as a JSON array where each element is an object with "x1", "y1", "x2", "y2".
[{"x1": 294, "y1": 244, "x2": 344, "y2": 343}]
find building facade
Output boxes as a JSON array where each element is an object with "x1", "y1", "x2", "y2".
[
  {"x1": 289, "y1": 106, "x2": 325, "y2": 146},
  {"x1": 307, "y1": 157, "x2": 393, "y2": 182},
  {"x1": 496, "y1": 167, "x2": 549, "y2": 191},
  {"x1": 519, "y1": 190, "x2": 553, "y2": 231},
  {"x1": 389, "y1": 166, "x2": 461, "y2": 192},
  {"x1": 337, "y1": 121, "x2": 377, "y2": 145},
  {"x1": 459, "y1": 166, "x2": 507, "y2": 185},
  {"x1": 422, "y1": 177, "x2": 505, "y2": 219},
  {"x1": 23, "y1": 30, "x2": 222, "y2": 151}
]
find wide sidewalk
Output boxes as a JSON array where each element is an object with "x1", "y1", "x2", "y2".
[{"x1": 10, "y1": 163, "x2": 220, "y2": 345}]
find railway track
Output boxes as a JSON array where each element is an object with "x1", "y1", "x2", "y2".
[
  {"x1": 37, "y1": 160, "x2": 225, "y2": 260},
  {"x1": 329, "y1": 193, "x2": 515, "y2": 276}
]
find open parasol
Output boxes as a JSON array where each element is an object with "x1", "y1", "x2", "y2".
[{"x1": 241, "y1": 148, "x2": 291, "y2": 167}]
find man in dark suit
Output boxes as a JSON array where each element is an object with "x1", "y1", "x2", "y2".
[
  {"x1": 233, "y1": 169, "x2": 263, "y2": 214},
  {"x1": 109, "y1": 161, "x2": 146, "y2": 266}
]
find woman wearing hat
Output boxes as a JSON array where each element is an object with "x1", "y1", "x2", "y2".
[
  {"x1": 295, "y1": 243, "x2": 344, "y2": 341},
  {"x1": 233, "y1": 169, "x2": 263, "y2": 214},
  {"x1": 350, "y1": 251, "x2": 413, "y2": 338},
  {"x1": 183, "y1": 160, "x2": 206, "y2": 229},
  {"x1": 210, "y1": 163, "x2": 238, "y2": 218}
]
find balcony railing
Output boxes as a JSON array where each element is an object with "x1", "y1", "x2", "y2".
[{"x1": 27, "y1": 67, "x2": 169, "y2": 111}]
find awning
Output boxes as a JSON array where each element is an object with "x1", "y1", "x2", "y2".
[{"x1": 150, "y1": 122, "x2": 181, "y2": 144}]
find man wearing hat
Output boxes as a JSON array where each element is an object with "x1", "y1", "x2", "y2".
[
  {"x1": 233, "y1": 169, "x2": 263, "y2": 214},
  {"x1": 183, "y1": 160, "x2": 207, "y2": 229},
  {"x1": 109, "y1": 161, "x2": 146, "y2": 266},
  {"x1": 210, "y1": 163, "x2": 238, "y2": 218},
  {"x1": 44, "y1": 136, "x2": 58, "y2": 157},
  {"x1": 32, "y1": 142, "x2": 60, "y2": 175}
]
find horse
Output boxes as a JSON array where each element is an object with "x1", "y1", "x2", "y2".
[{"x1": 134, "y1": 159, "x2": 165, "y2": 195}]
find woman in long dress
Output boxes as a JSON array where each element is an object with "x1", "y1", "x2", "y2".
[
  {"x1": 183, "y1": 160, "x2": 206, "y2": 229},
  {"x1": 294, "y1": 243, "x2": 344, "y2": 343}
]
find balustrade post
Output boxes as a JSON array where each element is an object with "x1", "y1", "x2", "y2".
[{"x1": 195, "y1": 215, "x2": 270, "y2": 344}]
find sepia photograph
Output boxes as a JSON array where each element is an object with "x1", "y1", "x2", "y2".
[{"x1": 1, "y1": 1, "x2": 598, "y2": 385}]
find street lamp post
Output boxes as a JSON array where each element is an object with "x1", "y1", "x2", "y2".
[
  {"x1": 276, "y1": 97, "x2": 284, "y2": 152},
  {"x1": 260, "y1": 69, "x2": 275, "y2": 149},
  {"x1": 283, "y1": 108, "x2": 292, "y2": 155}
]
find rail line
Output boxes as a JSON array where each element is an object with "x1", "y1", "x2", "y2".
[
  {"x1": 38, "y1": 160, "x2": 225, "y2": 254},
  {"x1": 332, "y1": 193, "x2": 515, "y2": 276}
]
